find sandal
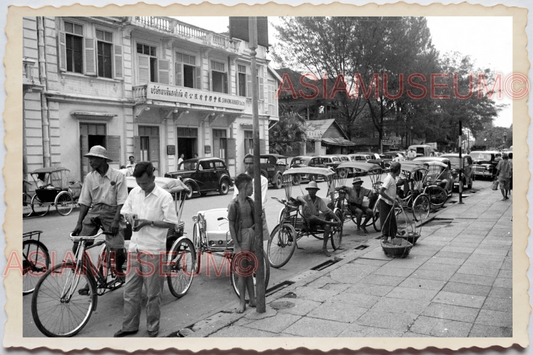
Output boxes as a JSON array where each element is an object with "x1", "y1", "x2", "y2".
[{"x1": 78, "y1": 287, "x2": 90, "y2": 296}]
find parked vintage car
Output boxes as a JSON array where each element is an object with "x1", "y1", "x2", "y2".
[
  {"x1": 165, "y1": 157, "x2": 232, "y2": 199},
  {"x1": 259, "y1": 154, "x2": 288, "y2": 189},
  {"x1": 469, "y1": 150, "x2": 501, "y2": 179},
  {"x1": 440, "y1": 153, "x2": 473, "y2": 190},
  {"x1": 317, "y1": 155, "x2": 342, "y2": 170}
]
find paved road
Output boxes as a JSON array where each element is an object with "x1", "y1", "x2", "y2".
[
  {"x1": 22, "y1": 175, "x2": 488, "y2": 337},
  {"x1": 22, "y1": 176, "x2": 381, "y2": 337}
]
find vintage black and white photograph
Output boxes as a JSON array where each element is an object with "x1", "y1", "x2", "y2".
[{"x1": 4, "y1": 1, "x2": 529, "y2": 352}]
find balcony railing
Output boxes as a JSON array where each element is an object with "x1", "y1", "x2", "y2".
[{"x1": 131, "y1": 16, "x2": 241, "y2": 53}]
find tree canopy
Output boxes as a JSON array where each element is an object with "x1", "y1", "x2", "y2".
[{"x1": 272, "y1": 16, "x2": 502, "y2": 151}]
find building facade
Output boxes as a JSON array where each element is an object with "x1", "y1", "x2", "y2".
[{"x1": 23, "y1": 16, "x2": 279, "y2": 186}]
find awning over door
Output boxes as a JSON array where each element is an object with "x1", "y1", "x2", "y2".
[{"x1": 321, "y1": 137, "x2": 355, "y2": 147}]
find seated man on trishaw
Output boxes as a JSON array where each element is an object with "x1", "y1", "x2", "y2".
[
  {"x1": 294, "y1": 181, "x2": 340, "y2": 257},
  {"x1": 336, "y1": 177, "x2": 377, "y2": 234}
]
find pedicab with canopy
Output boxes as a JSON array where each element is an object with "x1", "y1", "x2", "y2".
[
  {"x1": 332, "y1": 161, "x2": 385, "y2": 231},
  {"x1": 267, "y1": 167, "x2": 343, "y2": 269},
  {"x1": 28, "y1": 167, "x2": 82, "y2": 216}
]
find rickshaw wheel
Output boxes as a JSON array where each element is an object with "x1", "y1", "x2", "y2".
[
  {"x1": 192, "y1": 222, "x2": 202, "y2": 273},
  {"x1": 412, "y1": 194, "x2": 430, "y2": 222},
  {"x1": 230, "y1": 248, "x2": 270, "y2": 299},
  {"x1": 372, "y1": 204, "x2": 381, "y2": 232},
  {"x1": 30, "y1": 194, "x2": 50, "y2": 217},
  {"x1": 330, "y1": 209, "x2": 343, "y2": 250},
  {"x1": 167, "y1": 237, "x2": 195, "y2": 298},
  {"x1": 267, "y1": 223, "x2": 296, "y2": 268},
  {"x1": 55, "y1": 191, "x2": 74, "y2": 216},
  {"x1": 338, "y1": 169, "x2": 348, "y2": 179},
  {"x1": 427, "y1": 185, "x2": 447, "y2": 210}
]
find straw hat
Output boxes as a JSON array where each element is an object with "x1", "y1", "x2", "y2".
[
  {"x1": 352, "y1": 177, "x2": 363, "y2": 185},
  {"x1": 306, "y1": 181, "x2": 320, "y2": 190},
  {"x1": 84, "y1": 145, "x2": 111, "y2": 161}
]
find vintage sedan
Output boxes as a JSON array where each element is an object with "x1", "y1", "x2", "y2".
[
  {"x1": 470, "y1": 150, "x2": 501, "y2": 179},
  {"x1": 165, "y1": 157, "x2": 232, "y2": 198},
  {"x1": 259, "y1": 154, "x2": 288, "y2": 189}
]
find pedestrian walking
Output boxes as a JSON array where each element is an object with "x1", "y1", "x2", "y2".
[
  {"x1": 114, "y1": 161, "x2": 180, "y2": 338},
  {"x1": 72, "y1": 145, "x2": 127, "y2": 293},
  {"x1": 228, "y1": 173, "x2": 257, "y2": 313},
  {"x1": 378, "y1": 161, "x2": 401, "y2": 243},
  {"x1": 496, "y1": 153, "x2": 512, "y2": 200}
]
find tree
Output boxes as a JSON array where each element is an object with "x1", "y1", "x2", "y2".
[{"x1": 269, "y1": 112, "x2": 307, "y2": 155}]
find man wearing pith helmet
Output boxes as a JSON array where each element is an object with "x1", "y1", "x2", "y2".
[
  {"x1": 295, "y1": 181, "x2": 340, "y2": 257},
  {"x1": 72, "y1": 145, "x2": 128, "y2": 289}
]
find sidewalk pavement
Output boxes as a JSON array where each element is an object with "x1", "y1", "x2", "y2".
[{"x1": 174, "y1": 186, "x2": 513, "y2": 338}]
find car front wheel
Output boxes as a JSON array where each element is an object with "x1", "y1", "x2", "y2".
[{"x1": 219, "y1": 180, "x2": 230, "y2": 195}]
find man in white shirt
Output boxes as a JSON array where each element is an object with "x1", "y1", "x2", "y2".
[
  {"x1": 233, "y1": 154, "x2": 269, "y2": 241},
  {"x1": 114, "y1": 161, "x2": 180, "y2": 338}
]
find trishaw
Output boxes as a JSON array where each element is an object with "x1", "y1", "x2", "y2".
[
  {"x1": 267, "y1": 167, "x2": 343, "y2": 269},
  {"x1": 333, "y1": 162, "x2": 384, "y2": 231},
  {"x1": 28, "y1": 167, "x2": 82, "y2": 217},
  {"x1": 372, "y1": 161, "x2": 431, "y2": 232},
  {"x1": 31, "y1": 179, "x2": 194, "y2": 337},
  {"x1": 421, "y1": 160, "x2": 452, "y2": 209},
  {"x1": 192, "y1": 208, "x2": 270, "y2": 298}
]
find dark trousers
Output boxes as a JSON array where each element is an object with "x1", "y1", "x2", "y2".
[{"x1": 379, "y1": 199, "x2": 397, "y2": 238}]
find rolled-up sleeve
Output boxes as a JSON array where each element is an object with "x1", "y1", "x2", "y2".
[{"x1": 161, "y1": 194, "x2": 180, "y2": 224}]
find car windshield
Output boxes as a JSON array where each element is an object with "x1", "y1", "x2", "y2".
[
  {"x1": 292, "y1": 158, "x2": 307, "y2": 166},
  {"x1": 471, "y1": 153, "x2": 493, "y2": 161},
  {"x1": 180, "y1": 161, "x2": 197, "y2": 170}
]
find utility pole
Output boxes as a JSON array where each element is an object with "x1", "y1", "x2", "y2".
[
  {"x1": 458, "y1": 120, "x2": 463, "y2": 204},
  {"x1": 248, "y1": 17, "x2": 266, "y2": 313}
]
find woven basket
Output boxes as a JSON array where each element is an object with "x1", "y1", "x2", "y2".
[
  {"x1": 396, "y1": 230, "x2": 420, "y2": 246},
  {"x1": 381, "y1": 238, "x2": 413, "y2": 258}
]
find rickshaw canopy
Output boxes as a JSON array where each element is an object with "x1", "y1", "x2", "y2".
[
  {"x1": 30, "y1": 167, "x2": 70, "y2": 174},
  {"x1": 126, "y1": 176, "x2": 189, "y2": 194},
  {"x1": 283, "y1": 167, "x2": 336, "y2": 178},
  {"x1": 337, "y1": 161, "x2": 382, "y2": 173}
]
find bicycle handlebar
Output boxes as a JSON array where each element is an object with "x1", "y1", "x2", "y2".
[{"x1": 69, "y1": 231, "x2": 107, "y2": 243}]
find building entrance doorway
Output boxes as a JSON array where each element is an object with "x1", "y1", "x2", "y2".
[
  {"x1": 80, "y1": 123, "x2": 106, "y2": 178},
  {"x1": 177, "y1": 127, "x2": 198, "y2": 160}
]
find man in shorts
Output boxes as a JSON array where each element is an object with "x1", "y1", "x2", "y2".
[
  {"x1": 336, "y1": 177, "x2": 376, "y2": 234},
  {"x1": 296, "y1": 181, "x2": 340, "y2": 257},
  {"x1": 496, "y1": 153, "x2": 512, "y2": 200}
]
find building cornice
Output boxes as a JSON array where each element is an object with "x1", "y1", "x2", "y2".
[{"x1": 45, "y1": 91, "x2": 135, "y2": 107}]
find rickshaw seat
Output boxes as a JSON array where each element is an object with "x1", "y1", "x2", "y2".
[{"x1": 201, "y1": 208, "x2": 231, "y2": 245}]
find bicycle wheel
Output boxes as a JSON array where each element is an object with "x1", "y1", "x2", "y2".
[
  {"x1": 23, "y1": 193, "x2": 33, "y2": 217},
  {"x1": 412, "y1": 194, "x2": 430, "y2": 223},
  {"x1": 31, "y1": 194, "x2": 50, "y2": 217},
  {"x1": 230, "y1": 248, "x2": 270, "y2": 299},
  {"x1": 330, "y1": 209, "x2": 343, "y2": 250},
  {"x1": 427, "y1": 185, "x2": 447, "y2": 210},
  {"x1": 267, "y1": 223, "x2": 297, "y2": 268},
  {"x1": 372, "y1": 203, "x2": 381, "y2": 232},
  {"x1": 32, "y1": 262, "x2": 97, "y2": 337},
  {"x1": 192, "y1": 222, "x2": 202, "y2": 273},
  {"x1": 55, "y1": 191, "x2": 74, "y2": 216},
  {"x1": 23, "y1": 240, "x2": 50, "y2": 294},
  {"x1": 167, "y1": 237, "x2": 196, "y2": 298}
]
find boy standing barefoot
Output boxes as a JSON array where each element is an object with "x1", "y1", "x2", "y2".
[{"x1": 228, "y1": 174, "x2": 257, "y2": 313}]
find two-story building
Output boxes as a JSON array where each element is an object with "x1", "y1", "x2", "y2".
[{"x1": 23, "y1": 16, "x2": 279, "y2": 185}]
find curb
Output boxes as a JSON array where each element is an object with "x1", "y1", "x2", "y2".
[{"x1": 167, "y1": 185, "x2": 491, "y2": 337}]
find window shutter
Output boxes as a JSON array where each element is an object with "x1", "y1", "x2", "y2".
[
  {"x1": 58, "y1": 31, "x2": 67, "y2": 72},
  {"x1": 260, "y1": 139, "x2": 266, "y2": 154},
  {"x1": 149, "y1": 136, "x2": 160, "y2": 172},
  {"x1": 175, "y1": 62, "x2": 182, "y2": 86},
  {"x1": 227, "y1": 138, "x2": 237, "y2": 160},
  {"x1": 106, "y1": 135, "x2": 121, "y2": 163},
  {"x1": 259, "y1": 72, "x2": 264, "y2": 100},
  {"x1": 158, "y1": 59, "x2": 170, "y2": 84},
  {"x1": 85, "y1": 38, "x2": 96, "y2": 76},
  {"x1": 134, "y1": 136, "x2": 141, "y2": 161},
  {"x1": 138, "y1": 55, "x2": 149, "y2": 84},
  {"x1": 196, "y1": 66, "x2": 202, "y2": 90},
  {"x1": 80, "y1": 134, "x2": 89, "y2": 180},
  {"x1": 246, "y1": 73, "x2": 251, "y2": 98},
  {"x1": 223, "y1": 73, "x2": 228, "y2": 94},
  {"x1": 114, "y1": 44, "x2": 123, "y2": 79}
]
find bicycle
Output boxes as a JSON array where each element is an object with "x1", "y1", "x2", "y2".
[
  {"x1": 23, "y1": 180, "x2": 33, "y2": 217},
  {"x1": 31, "y1": 218, "x2": 195, "y2": 337},
  {"x1": 23, "y1": 230, "x2": 50, "y2": 294},
  {"x1": 334, "y1": 186, "x2": 379, "y2": 232}
]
